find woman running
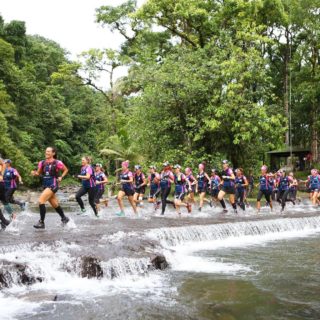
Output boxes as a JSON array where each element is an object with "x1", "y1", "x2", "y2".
[
  {"x1": 94, "y1": 164, "x2": 108, "y2": 212},
  {"x1": 218, "y1": 160, "x2": 237, "y2": 213},
  {"x1": 235, "y1": 168, "x2": 248, "y2": 211},
  {"x1": 147, "y1": 166, "x2": 161, "y2": 210},
  {"x1": 31, "y1": 147, "x2": 69, "y2": 229},
  {"x1": 0, "y1": 159, "x2": 11, "y2": 230},
  {"x1": 159, "y1": 162, "x2": 175, "y2": 215},
  {"x1": 256, "y1": 165, "x2": 273, "y2": 213},
  {"x1": 185, "y1": 167, "x2": 197, "y2": 204},
  {"x1": 133, "y1": 165, "x2": 147, "y2": 207},
  {"x1": 210, "y1": 169, "x2": 227, "y2": 211},
  {"x1": 0, "y1": 158, "x2": 13, "y2": 218},
  {"x1": 288, "y1": 172, "x2": 298, "y2": 204},
  {"x1": 272, "y1": 171, "x2": 280, "y2": 202},
  {"x1": 267, "y1": 171, "x2": 276, "y2": 204},
  {"x1": 76, "y1": 156, "x2": 98, "y2": 217},
  {"x1": 197, "y1": 163, "x2": 210, "y2": 212},
  {"x1": 307, "y1": 169, "x2": 320, "y2": 206},
  {"x1": 4, "y1": 159, "x2": 25, "y2": 210},
  {"x1": 173, "y1": 165, "x2": 192, "y2": 215},
  {"x1": 117, "y1": 160, "x2": 137, "y2": 216},
  {"x1": 276, "y1": 170, "x2": 294, "y2": 212}
]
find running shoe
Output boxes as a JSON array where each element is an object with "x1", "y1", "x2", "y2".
[
  {"x1": 33, "y1": 220, "x2": 45, "y2": 229},
  {"x1": 77, "y1": 208, "x2": 86, "y2": 215},
  {"x1": 61, "y1": 216, "x2": 69, "y2": 225}
]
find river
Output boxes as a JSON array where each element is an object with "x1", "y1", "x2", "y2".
[{"x1": 0, "y1": 194, "x2": 319, "y2": 319}]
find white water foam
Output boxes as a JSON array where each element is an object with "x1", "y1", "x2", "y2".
[
  {"x1": 163, "y1": 250, "x2": 252, "y2": 274},
  {"x1": 0, "y1": 241, "x2": 156, "y2": 292},
  {"x1": 0, "y1": 292, "x2": 39, "y2": 320},
  {"x1": 0, "y1": 241, "x2": 173, "y2": 319},
  {"x1": 146, "y1": 216, "x2": 320, "y2": 275},
  {"x1": 100, "y1": 231, "x2": 141, "y2": 243},
  {"x1": 146, "y1": 216, "x2": 320, "y2": 247}
]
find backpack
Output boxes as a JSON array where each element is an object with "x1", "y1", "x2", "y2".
[{"x1": 41, "y1": 160, "x2": 58, "y2": 178}]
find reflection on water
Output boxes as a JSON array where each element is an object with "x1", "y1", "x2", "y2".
[{"x1": 177, "y1": 235, "x2": 320, "y2": 320}]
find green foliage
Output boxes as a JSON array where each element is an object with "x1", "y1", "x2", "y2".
[
  {"x1": 0, "y1": 15, "x2": 118, "y2": 184},
  {"x1": 0, "y1": 0, "x2": 320, "y2": 188},
  {"x1": 95, "y1": 0, "x2": 320, "y2": 171}
]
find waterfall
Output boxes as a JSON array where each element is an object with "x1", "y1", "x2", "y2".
[
  {"x1": 1, "y1": 216, "x2": 320, "y2": 290},
  {"x1": 0, "y1": 239, "x2": 154, "y2": 290},
  {"x1": 102, "y1": 257, "x2": 151, "y2": 279},
  {"x1": 146, "y1": 216, "x2": 320, "y2": 247}
]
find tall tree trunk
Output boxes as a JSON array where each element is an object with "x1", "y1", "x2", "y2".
[
  {"x1": 311, "y1": 44, "x2": 319, "y2": 163},
  {"x1": 311, "y1": 115, "x2": 318, "y2": 163},
  {"x1": 109, "y1": 66, "x2": 117, "y2": 135},
  {"x1": 283, "y1": 27, "x2": 290, "y2": 147}
]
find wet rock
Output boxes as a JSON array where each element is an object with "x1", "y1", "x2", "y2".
[
  {"x1": 60, "y1": 185, "x2": 78, "y2": 194},
  {"x1": 68, "y1": 194, "x2": 76, "y2": 201},
  {"x1": 0, "y1": 260, "x2": 43, "y2": 289},
  {"x1": 150, "y1": 254, "x2": 169, "y2": 270},
  {"x1": 78, "y1": 256, "x2": 103, "y2": 279},
  {"x1": 20, "y1": 292, "x2": 58, "y2": 302}
]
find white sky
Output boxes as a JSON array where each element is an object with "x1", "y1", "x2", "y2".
[{"x1": 0, "y1": 0, "x2": 145, "y2": 87}]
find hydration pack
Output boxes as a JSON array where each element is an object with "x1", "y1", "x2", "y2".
[{"x1": 41, "y1": 160, "x2": 58, "y2": 178}]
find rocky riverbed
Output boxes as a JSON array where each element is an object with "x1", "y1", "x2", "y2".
[{"x1": 1, "y1": 191, "x2": 320, "y2": 320}]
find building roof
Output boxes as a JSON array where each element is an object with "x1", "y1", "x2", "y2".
[{"x1": 267, "y1": 147, "x2": 310, "y2": 156}]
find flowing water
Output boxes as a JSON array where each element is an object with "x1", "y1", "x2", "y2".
[{"x1": 0, "y1": 195, "x2": 319, "y2": 319}]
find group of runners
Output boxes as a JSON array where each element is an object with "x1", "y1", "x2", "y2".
[
  {"x1": 115, "y1": 160, "x2": 303, "y2": 217},
  {"x1": 0, "y1": 146, "x2": 319, "y2": 230}
]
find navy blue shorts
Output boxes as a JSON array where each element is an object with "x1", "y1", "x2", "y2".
[
  {"x1": 198, "y1": 187, "x2": 207, "y2": 194},
  {"x1": 221, "y1": 186, "x2": 235, "y2": 195},
  {"x1": 174, "y1": 192, "x2": 185, "y2": 201},
  {"x1": 211, "y1": 189, "x2": 219, "y2": 197},
  {"x1": 43, "y1": 185, "x2": 59, "y2": 193},
  {"x1": 134, "y1": 186, "x2": 145, "y2": 195},
  {"x1": 122, "y1": 188, "x2": 134, "y2": 197}
]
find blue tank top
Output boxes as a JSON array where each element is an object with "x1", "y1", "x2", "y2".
[
  {"x1": 210, "y1": 176, "x2": 220, "y2": 190},
  {"x1": 222, "y1": 169, "x2": 234, "y2": 188},
  {"x1": 150, "y1": 173, "x2": 160, "y2": 191},
  {"x1": 279, "y1": 177, "x2": 289, "y2": 191},
  {"x1": 134, "y1": 172, "x2": 145, "y2": 188},
  {"x1": 42, "y1": 160, "x2": 58, "y2": 188},
  {"x1": 310, "y1": 175, "x2": 320, "y2": 190},
  {"x1": 197, "y1": 172, "x2": 207, "y2": 189},
  {"x1": 235, "y1": 176, "x2": 246, "y2": 191},
  {"x1": 174, "y1": 173, "x2": 186, "y2": 194},
  {"x1": 160, "y1": 171, "x2": 172, "y2": 189},
  {"x1": 81, "y1": 165, "x2": 95, "y2": 188},
  {"x1": 95, "y1": 172, "x2": 106, "y2": 191},
  {"x1": 120, "y1": 171, "x2": 133, "y2": 191},
  {"x1": 259, "y1": 175, "x2": 269, "y2": 191},
  {"x1": 4, "y1": 168, "x2": 16, "y2": 189}
]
